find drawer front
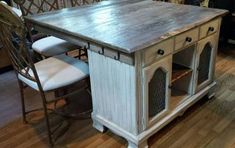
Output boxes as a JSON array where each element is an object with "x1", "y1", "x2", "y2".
[
  {"x1": 144, "y1": 38, "x2": 174, "y2": 66},
  {"x1": 175, "y1": 28, "x2": 199, "y2": 51},
  {"x1": 200, "y1": 19, "x2": 219, "y2": 39}
]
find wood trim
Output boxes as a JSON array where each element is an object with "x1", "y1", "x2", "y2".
[{"x1": 88, "y1": 43, "x2": 134, "y2": 65}]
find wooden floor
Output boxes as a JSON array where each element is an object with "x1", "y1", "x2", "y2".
[{"x1": 0, "y1": 46, "x2": 235, "y2": 148}]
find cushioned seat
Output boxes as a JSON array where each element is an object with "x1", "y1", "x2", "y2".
[
  {"x1": 32, "y1": 36, "x2": 78, "y2": 57},
  {"x1": 0, "y1": 1, "x2": 75, "y2": 57},
  {"x1": 18, "y1": 54, "x2": 89, "y2": 91},
  {"x1": 0, "y1": 3, "x2": 90, "y2": 146},
  {"x1": 11, "y1": 7, "x2": 22, "y2": 17},
  {"x1": 0, "y1": 1, "x2": 22, "y2": 17}
]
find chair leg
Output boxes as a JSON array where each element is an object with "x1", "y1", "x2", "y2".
[
  {"x1": 86, "y1": 78, "x2": 91, "y2": 95},
  {"x1": 18, "y1": 80, "x2": 53, "y2": 146},
  {"x1": 18, "y1": 80, "x2": 27, "y2": 123},
  {"x1": 40, "y1": 92, "x2": 54, "y2": 147},
  {"x1": 84, "y1": 48, "x2": 88, "y2": 58}
]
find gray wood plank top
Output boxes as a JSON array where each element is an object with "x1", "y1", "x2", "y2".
[{"x1": 24, "y1": 0, "x2": 228, "y2": 53}]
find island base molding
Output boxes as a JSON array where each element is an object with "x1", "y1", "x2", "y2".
[{"x1": 92, "y1": 82, "x2": 216, "y2": 148}]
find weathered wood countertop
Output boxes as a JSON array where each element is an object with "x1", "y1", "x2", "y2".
[{"x1": 24, "y1": 0, "x2": 227, "y2": 53}]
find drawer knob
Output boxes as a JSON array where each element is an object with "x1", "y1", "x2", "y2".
[
  {"x1": 208, "y1": 27, "x2": 215, "y2": 32},
  {"x1": 98, "y1": 48, "x2": 104, "y2": 55},
  {"x1": 157, "y1": 49, "x2": 165, "y2": 55},
  {"x1": 185, "y1": 37, "x2": 192, "y2": 42}
]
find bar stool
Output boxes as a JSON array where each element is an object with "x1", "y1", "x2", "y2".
[
  {"x1": 0, "y1": 3, "x2": 90, "y2": 146},
  {"x1": 0, "y1": 1, "x2": 22, "y2": 16},
  {"x1": 13, "y1": 0, "x2": 86, "y2": 58}
]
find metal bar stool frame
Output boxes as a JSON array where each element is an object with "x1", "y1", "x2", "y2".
[{"x1": 0, "y1": 3, "x2": 90, "y2": 146}]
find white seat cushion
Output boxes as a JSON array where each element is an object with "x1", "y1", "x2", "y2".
[
  {"x1": 18, "y1": 54, "x2": 89, "y2": 91},
  {"x1": 32, "y1": 36, "x2": 78, "y2": 57},
  {"x1": 12, "y1": 7, "x2": 22, "y2": 17},
  {"x1": 0, "y1": 1, "x2": 22, "y2": 17}
]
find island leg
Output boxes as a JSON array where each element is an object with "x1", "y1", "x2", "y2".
[
  {"x1": 92, "y1": 119, "x2": 106, "y2": 133},
  {"x1": 207, "y1": 82, "x2": 216, "y2": 99},
  {"x1": 128, "y1": 140, "x2": 148, "y2": 148}
]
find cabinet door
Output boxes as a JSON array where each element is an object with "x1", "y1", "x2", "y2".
[
  {"x1": 143, "y1": 55, "x2": 172, "y2": 128},
  {"x1": 195, "y1": 34, "x2": 217, "y2": 92}
]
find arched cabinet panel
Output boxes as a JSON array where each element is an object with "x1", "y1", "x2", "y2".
[
  {"x1": 143, "y1": 55, "x2": 172, "y2": 129},
  {"x1": 148, "y1": 68, "x2": 167, "y2": 118},
  {"x1": 195, "y1": 34, "x2": 217, "y2": 92},
  {"x1": 197, "y1": 43, "x2": 212, "y2": 85}
]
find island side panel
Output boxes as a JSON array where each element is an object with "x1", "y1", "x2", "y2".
[{"x1": 88, "y1": 50, "x2": 138, "y2": 135}]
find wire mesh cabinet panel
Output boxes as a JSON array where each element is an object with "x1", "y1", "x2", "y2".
[
  {"x1": 195, "y1": 34, "x2": 217, "y2": 92},
  {"x1": 143, "y1": 55, "x2": 172, "y2": 128},
  {"x1": 13, "y1": 0, "x2": 60, "y2": 16}
]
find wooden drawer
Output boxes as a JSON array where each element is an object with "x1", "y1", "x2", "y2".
[
  {"x1": 143, "y1": 38, "x2": 174, "y2": 66},
  {"x1": 175, "y1": 28, "x2": 199, "y2": 51},
  {"x1": 200, "y1": 19, "x2": 219, "y2": 39}
]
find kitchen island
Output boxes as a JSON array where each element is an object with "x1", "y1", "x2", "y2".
[{"x1": 24, "y1": 0, "x2": 227, "y2": 147}]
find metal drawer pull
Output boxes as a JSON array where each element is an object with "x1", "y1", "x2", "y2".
[
  {"x1": 114, "y1": 52, "x2": 120, "y2": 60},
  {"x1": 185, "y1": 37, "x2": 192, "y2": 42},
  {"x1": 208, "y1": 27, "x2": 215, "y2": 32},
  {"x1": 157, "y1": 49, "x2": 165, "y2": 55}
]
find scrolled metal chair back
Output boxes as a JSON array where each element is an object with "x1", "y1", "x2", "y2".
[
  {"x1": 70, "y1": 0, "x2": 101, "y2": 7},
  {"x1": 70, "y1": 0, "x2": 88, "y2": 6},
  {"x1": 13, "y1": 0, "x2": 60, "y2": 16},
  {"x1": 0, "y1": 3, "x2": 39, "y2": 83}
]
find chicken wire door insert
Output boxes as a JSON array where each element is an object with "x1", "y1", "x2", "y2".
[
  {"x1": 197, "y1": 42, "x2": 212, "y2": 85},
  {"x1": 143, "y1": 55, "x2": 172, "y2": 128},
  {"x1": 148, "y1": 68, "x2": 167, "y2": 118},
  {"x1": 195, "y1": 34, "x2": 217, "y2": 92}
]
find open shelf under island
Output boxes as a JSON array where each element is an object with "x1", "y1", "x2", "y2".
[{"x1": 172, "y1": 63, "x2": 193, "y2": 83}]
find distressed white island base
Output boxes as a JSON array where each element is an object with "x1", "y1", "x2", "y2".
[
  {"x1": 85, "y1": 3, "x2": 227, "y2": 148},
  {"x1": 24, "y1": 0, "x2": 228, "y2": 147},
  {"x1": 89, "y1": 50, "x2": 217, "y2": 148}
]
